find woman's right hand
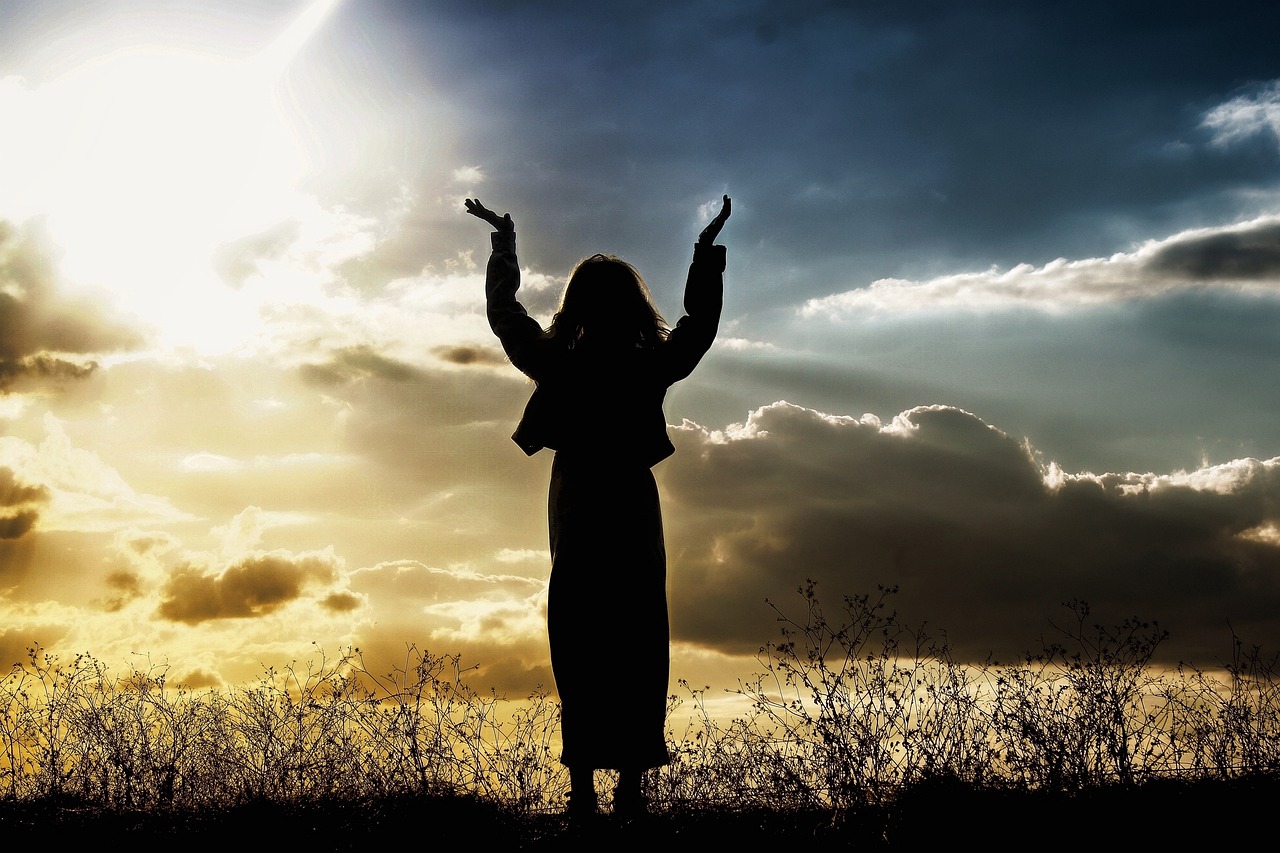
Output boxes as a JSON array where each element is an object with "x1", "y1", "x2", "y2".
[{"x1": 464, "y1": 198, "x2": 514, "y2": 232}]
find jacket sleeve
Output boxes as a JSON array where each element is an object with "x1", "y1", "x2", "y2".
[
  {"x1": 660, "y1": 241, "x2": 726, "y2": 384},
  {"x1": 484, "y1": 230, "x2": 549, "y2": 380}
]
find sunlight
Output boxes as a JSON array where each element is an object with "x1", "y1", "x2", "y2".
[{"x1": 0, "y1": 0, "x2": 345, "y2": 354}]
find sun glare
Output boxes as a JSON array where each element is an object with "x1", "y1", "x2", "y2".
[{"x1": 0, "y1": 0, "x2": 346, "y2": 354}]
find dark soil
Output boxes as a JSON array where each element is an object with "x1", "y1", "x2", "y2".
[{"x1": 2, "y1": 776, "x2": 1273, "y2": 849}]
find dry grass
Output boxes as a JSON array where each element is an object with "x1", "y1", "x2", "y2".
[{"x1": 3, "y1": 582, "x2": 1278, "y2": 848}]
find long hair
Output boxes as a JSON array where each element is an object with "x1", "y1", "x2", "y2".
[{"x1": 546, "y1": 253, "x2": 669, "y2": 348}]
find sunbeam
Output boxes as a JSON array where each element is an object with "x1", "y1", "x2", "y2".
[{"x1": 0, "y1": 0, "x2": 348, "y2": 354}]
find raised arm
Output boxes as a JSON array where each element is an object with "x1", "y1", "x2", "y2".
[
  {"x1": 660, "y1": 195, "x2": 731, "y2": 384},
  {"x1": 684, "y1": 194, "x2": 730, "y2": 318},
  {"x1": 463, "y1": 199, "x2": 551, "y2": 381}
]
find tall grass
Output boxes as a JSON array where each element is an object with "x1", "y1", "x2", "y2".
[{"x1": 3, "y1": 582, "x2": 1278, "y2": 826}]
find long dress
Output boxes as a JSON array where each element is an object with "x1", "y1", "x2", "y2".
[
  {"x1": 547, "y1": 448, "x2": 670, "y2": 769},
  {"x1": 484, "y1": 228, "x2": 726, "y2": 770}
]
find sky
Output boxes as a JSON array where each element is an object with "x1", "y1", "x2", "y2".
[{"x1": 3, "y1": 0, "x2": 1280, "y2": 703}]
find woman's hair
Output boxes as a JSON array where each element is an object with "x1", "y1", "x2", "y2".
[{"x1": 546, "y1": 253, "x2": 669, "y2": 348}]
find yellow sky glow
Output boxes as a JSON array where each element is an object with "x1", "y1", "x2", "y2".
[{"x1": 0, "y1": 0, "x2": 348, "y2": 355}]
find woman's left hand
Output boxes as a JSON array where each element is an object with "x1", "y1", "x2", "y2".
[
  {"x1": 698, "y1": 194, "x2": 732, "y2": 244},
  {"x1": 464, "y1": 198, "x2": 515, "y2": 232}
]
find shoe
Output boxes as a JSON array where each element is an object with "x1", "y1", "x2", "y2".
[{"x1": 612, "y1": 787, "x2": 648, "y2": 821}]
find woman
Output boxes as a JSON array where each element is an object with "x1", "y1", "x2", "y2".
[{"x1": 464, "y1": 194, "x2": 730, "y2": 818}]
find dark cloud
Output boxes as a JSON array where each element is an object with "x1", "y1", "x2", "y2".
[
  {"x1": 432, "y1": 344, "x2": 508, "y2": 367},
  {"x1": 0, "y1": 219, "x2": 141, "y2": 392},
  {"x1": 321, "y1": 590, "x2": 361, "y2": 613},
  {"x1": 1146, "y1": 219, "x2": 1280, "y2": 280},
  {"x1": 157, "y1": 550, "x2": 340, "y2": 625},
  {"x1": 660, "y1": 402, "x2": 1280, "y2": 668},
  {"x1": 100, "y1": 568, "x2": 143, "y2": 612},
  {"x1": 0, "y1": 467, "x2": 49, "y2": 540},
  {"x1": 121, "y1": 530, "x2": 180, "y2": 557},
  {"x1": 297, "y1": 344, "x2": 422, "y2": 386},
  {"x1": 0, "y1": 510, "x2": 39, "y2": 540},
  {"x1": 0, "y1": 468, "x2": 49, "y2": 510},
  {"x1": 0, "y1": 353, "x2": 100, "y2": 393}
]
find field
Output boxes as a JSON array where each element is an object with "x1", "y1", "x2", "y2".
[
  {"x1": 2, "y1": 771, "x2": 1272, "y2": 848},
  {"x1": 3, "y1": 584, "x2": 1278, "y2": 848}
]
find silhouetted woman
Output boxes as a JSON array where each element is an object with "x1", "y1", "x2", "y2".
[{"x1": 465, "y1": 195, "x2": 730, "y2": 819}]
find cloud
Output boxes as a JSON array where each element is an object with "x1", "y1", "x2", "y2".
[
  {"x1": 350, "y1": 559, "x2": 545, "y2": 603},
  {"x1": 800, "y1": 215, "x2": 1280, "y2": 317},
  {"x1": 291, "y1": 344, "x2": 543, "y2": 484},
  {"x1": 321, "y1": 590, "x2": 362, "y2": 612},
  {"x1": 0, "y1": 466, "x2": 49, "y2": 539},
  {"x1": 494, "y1": 548, "x2": 548, "y2": 564},
  {"x1": 0, "y1": 219, "x2": 142, "y2": 391},
  {"x1": 431, "y1": 344, "x2": 509, "y2": 367},
  {"x1": 0, "y1": 354, "x2": 98, "y2": 390},
  {"x1": 298, "y1": 344, "x2": 424, "y2": 385},
  {"x1": 716, "y1": 337, "x2": 778, "y2": 352},
  {"x1": 1145, "y1": 218, "x2": 1280, "y2": 280},
  {"x1": 0, "y1": 414, "x2": 193, "y2": 534},
  {"x1": 99, "y1": 568, "x2": 144, "y2": 612},
  {"x1": 660, "y1": 401, "x2": 1280, "y2": 667},
  {"x1": 112, "y1": 529, "x2": 183, "y2": 581},
  {"x1": 1202, "y1": 79, "x2": 1280, "y2": 148},
  {"x1": 0, "y1": 509, "x2": 40, "y2": 540},
  {"x1": 211, "y1": 220, "x2": 302, "y2": 288},
  {"x1": 421, "y1": 597, "x2": 546, "y2": 648},
  {"x1": 156, "y1": 548, "x2": 342, "y2": 625},
  {"x1": 341, "y1": 559, "x2": 552, "y2": 694}
]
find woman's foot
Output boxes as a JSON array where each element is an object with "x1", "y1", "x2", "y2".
[
  {"x1": 612, "y1": 771, "x2": 648, "y2": 820},
  {"x1": 565, "y1": 788, "x2": 598, "y2": 820},
  {"x1": 566, "y1": 767, "x2": 598, "y2": 821}
]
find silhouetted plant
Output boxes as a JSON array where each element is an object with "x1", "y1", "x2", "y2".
[
  {"x1": 654, "y1": 680, "x2": 817, "y2": 811},
  {"x1": 724, "y1": 581, "x2": 1001, "y2": 813},
  {"x1": 1152, "y1": 633, "x2": 1280, "y2": 777},
  {"x1": 1215, "y1": 635, "x2": 1280, "y2": 774},
  {"x1": 0, "y1": 647, "x2": 232, "y2": 806},
  {"x1": 987, "y1": 599, "x2": 1171, "y2": 791}
]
